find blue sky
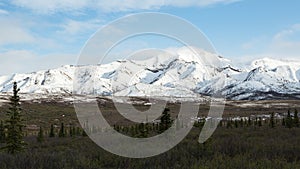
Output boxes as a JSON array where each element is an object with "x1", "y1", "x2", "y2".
[{"x1": 0, "y1": 0, "x2": 300, "y2": 75}]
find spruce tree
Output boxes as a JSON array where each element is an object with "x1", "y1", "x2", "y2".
[
  {"x1": 218, "y1": 120, "x2": 223, "y2": 127},
  {"x1": 0, "y1": 121, "x2": 5, "y2": 143},
  {"x1": 69, "y1": 126, "x2": 73, "y2": 137},
  {"x1": 138, "y1": 123, "x2": 148, "y2": 138},
  {"x1": 59, "y1": 123, "x2": 65, "y2": 137},
  {"x1": 82, "y1": 129, "x2": 88, "y2": 137},
  {"x1": 226, "y1": 120, "x2": 232, "y2": 129},
  {"x1": 71, "y1": 127, "x2": 76, "y2": 137},
  {"x1": 234, "y1": 120, "x2": 238, "y2": 128},
  {"x1": 130, "y1": 125, "x2": 135, "y2": 137},
  {"x1": 247, "y1": 117, "x2": 252, "y2": 127},
  {"x1": 37, "y1": 126, "x2": 44, "y2": 142},
  {"x1": 294, "y1": 109, "x2": 299, "y2": 127},
  {"x1": 286, "y1": 110, "x2": 293, "y2": 128},
  {"x1": 255, "y1": 117, "x2": 258, "y2": 126},
  {"x1": 73, "y1": 127, "x2": 76, "y2": 136},
  {"x1": 155, "y1": 123, "x2": 159, "y2": 132},
  {"x1": 258, "y1": 117, "x2": 262, "y2": 127},
  {"x1": 282, "y1": 118, "x2": 286, "y2": 126},
  {"x1": 159, "y1": 108, "x2": 172, "y2": 133},
  {"x1": 49, "y1": 124, "x2": 55, "y2": 137},
  {"x1": 76, "y1": 127, "x2": 81, "y2": 136},
  {"x1": 240, "y1": 119, "x2": 244, "y2": 127},
  {"x1": 3, "y1": 82, "x2": 26, "y2": 154},
  {"x1": 270, "y1": 112, "x2": 275, "y2": 128}
]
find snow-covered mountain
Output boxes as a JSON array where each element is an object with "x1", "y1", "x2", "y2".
[
  {"x1": 0, "y1": 47, "x2": 299, "y2": 100},
  {"x1": 221, "y1": 58, "x2": 300, "y2": 100}
]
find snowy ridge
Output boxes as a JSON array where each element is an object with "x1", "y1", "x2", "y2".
[{"x1": 0, "y1": 47, "x2": 300, "y2": 100}]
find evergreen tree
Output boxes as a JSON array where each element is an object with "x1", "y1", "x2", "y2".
[
  {"x1": 37, "y1": 126, "x2": 44, "y2": 142},
  {"x1": 282, "y1": 118, "x2": 286, "y2": 126},
  {"x1": 258, "y1": 117, "x2": 262, "y2": 127},
  {"x1": 0, "y1": 121, "x2": 5, "y2": 143},
  {"x1": 130, "y1": 126, "x2": 135, "y2": 136},
  {"x1": 3, "y1": 82, "x2": 26, "y2": 154},
  {"x1": 114, "y1": 125, "x2": 120, "y2": 132},
  {"x1": 226, "y1": 120, "x2": 232, "y2": 129},
  {"x1": 159, "y1": 108, "x2": 172, "y2": 133},
  {"x1": 247, "y1": 117, "x2": 252, "y2": 127},
  {"x1": 234, "y1": 120, "x2": 238, "y2": 128},
  {"x1": 218, "y1": 120, "x2": 223, "y2": 127},
  {"x1": 69, "y1": 127, "x2": 73, "y2": 137},
  {"x1": 82, "y1": 129, "x2": 88, "y2": 137},
  {"x1": 240, "y1": 119, "x2": 244, "y2": 127},
  {"x1": 286, "y1": 110, "x2": 293, "y2": 128},
  {"x1": 59, "y1": 123, "x2": 65, "y2": 137},
  {"x1": 69, "y1": 125, "x2": 76, "y2": 137},
  {"x1": 49, "y1": 124, "x2": 55, "y2": 137},
  {"x1": 76, "y1": 127, "x2": 81, "y2": 136},
  {"x1": 145, "y1": 123, "x2": 149, "y2": 133},
  {"x1": 264, "y1": 118, "x2": 268, "y2": 124},
  {"x1": 134, "y1": 124, "x2": 139, "y2": 135},
  {"x1": 294, "y1": 109, "x2": 299, "y2": 127},
  {"x1": 155, "y1": 123, "x2": 159, "y2": 132},
  {"x1": 254, "y1": 117, "x2": 257, "y2": 126},
  {"x1": 138, "y1": 123, "x2": 148, "y2": 138},
  {"x1": 270, "y1": 112, "x2": 275, "y2": 128},
  {"x1": 147, "y1": 123, "x2": 152, "y2": 132}
]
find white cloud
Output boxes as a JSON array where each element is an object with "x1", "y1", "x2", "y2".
[
  {"x1": 164, "y1": 0, "x2": 239, "y2": 7},
  {"x1": 0, "y1": 17, "x2": 35, "y2": 45},
  {"x1": 11, "y1": 0, "x2": 89, "y2": 14},
  {"x1": 273, "y1": 24, "x2": 300, "y2": 40},
  {"x1": 241, "y1": 36, "x2": 267, "y2": 50},
  {"x1": 10, "y1": 0, "x2": 240, "y2": 14},
  {"x1": 0, "y1": 50, "x2": 77, "y2": 75},
  {"x1": 236, "y1": 24, "x2": 300, "y2": 61},
  {"x1": 58, "y1": 19, "x2": 103, "y2": 35},
  {"x1": 268, "y1": 24, "x2": 300, "y2": 58},
  {"x1": 0, "y1": 9, "x2": 8, "y2": 15},
  {"x1": 0, "y1": 15, "x2": 66, "y2": 52}
]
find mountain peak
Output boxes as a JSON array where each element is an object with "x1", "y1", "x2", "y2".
[{"x1": 251, "y1": 57, "x2": 300, "y2": 70}]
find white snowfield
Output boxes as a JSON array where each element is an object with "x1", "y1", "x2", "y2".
[{"x1": 0, "y1": 47, "x2": 299, "y2": 100}]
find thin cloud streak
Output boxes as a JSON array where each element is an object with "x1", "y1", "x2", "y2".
[{"x1": 10, "y1": 0, "x2": 240, "y2": 14}]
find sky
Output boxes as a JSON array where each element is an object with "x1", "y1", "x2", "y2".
[{"x1": 0, "y1": 0, "x2": 300, "y2": 75}]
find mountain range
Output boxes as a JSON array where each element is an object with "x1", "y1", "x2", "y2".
[{"x1": 1, "y1": 47, "x2": 299, "y2": 100}]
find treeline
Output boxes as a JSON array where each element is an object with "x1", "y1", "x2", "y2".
[
  {"x1": 2, "y1": 115, "x2": 300, "y2": 169},
  {"x1": 35, "y1": 123, "x2": 88, "y2": 142},
  {"x1": 214, "y1": 109, "x2": 299, "y2": 129},
  {"x1": 31, "y1": 107, "x2": 173, "y2": 141},
  {"x1": 113, "y1": 107, "x2": 173, "y2": 138}
]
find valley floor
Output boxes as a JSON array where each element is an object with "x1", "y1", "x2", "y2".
[
  {"x1": 1, "y1": 125, "x2": 300, "y2": 169},
  {"x1": 0, "y1": 99, "x2": 299, "y2": 169}
]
